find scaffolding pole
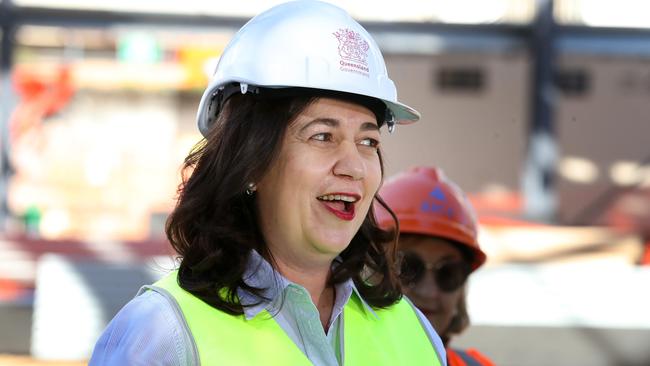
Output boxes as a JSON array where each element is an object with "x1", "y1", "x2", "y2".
[
  {"x1": 522, "y1": 0, "x2": 558, "y2": 222},
  {"x1": 0, "y1": 0, "x2": 16, "y2": 231}
]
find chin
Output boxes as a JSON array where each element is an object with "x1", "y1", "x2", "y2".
[
  {"x1": 312, "y1": 233, "x2": 356, "y2": 255},
  {"x1": 318, "y1": 240, "x2": 353, "y2": 255}
]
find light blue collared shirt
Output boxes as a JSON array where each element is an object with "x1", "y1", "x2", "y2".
[{"x1": 89, "y1": 250, "x2": 446, "y2": 365}]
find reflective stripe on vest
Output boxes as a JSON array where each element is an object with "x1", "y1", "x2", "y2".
[
  {"x1": 448, "y1": 348, "x2": 492, "y2": 366},
  {"x1": 154, "y1": 271, "x2": 442, "y2": 366}
]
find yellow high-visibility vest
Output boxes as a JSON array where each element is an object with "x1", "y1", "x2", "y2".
[{"x1": 154, "y1": 271, "x2": 442, "y2": 365}]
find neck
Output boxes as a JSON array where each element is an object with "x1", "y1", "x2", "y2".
[{"x1": 268, "y1": 251, "x2": 335, "y2": 329}]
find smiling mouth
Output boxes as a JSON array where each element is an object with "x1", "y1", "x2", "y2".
[{"x1": 317, "y1": 193, "x2": 359, "y2": 221}]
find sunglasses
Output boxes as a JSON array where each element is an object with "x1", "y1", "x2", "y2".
[{"x1": 399, "y1": 251, "x2": 470, "y2": 292}]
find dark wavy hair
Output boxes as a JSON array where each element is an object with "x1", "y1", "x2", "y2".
[{"x1": 165, "y1": 91, "x2": 402, "y2": 315}]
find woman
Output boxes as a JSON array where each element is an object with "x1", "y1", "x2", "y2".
[
  {"x1": 89, "y1": 1, "x2": 446, "y2": 365},
  {"x1": 377, "y1": 167, "x2": 495, "y2": 366}
]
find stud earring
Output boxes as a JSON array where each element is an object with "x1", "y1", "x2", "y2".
[{"x1": 245, "y1": 182, "x2": 257, "y2": 195}]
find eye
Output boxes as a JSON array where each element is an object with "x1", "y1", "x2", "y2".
[
  {"x1": 311, "y1": 132, "x2": 332, "y2": 142},
  {"x1": 359, "y1": 137, "x2": 380, "y2": 148}
]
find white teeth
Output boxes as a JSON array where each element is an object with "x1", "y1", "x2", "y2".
[{"x1": 317, "y1": 194, "x2": 358, "y2": 202}]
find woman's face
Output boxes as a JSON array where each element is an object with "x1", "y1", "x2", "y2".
[
  {"x1": 399, "y1": 235, "x2": 466, "y2": 336},
  {"x1": 256, "y1": 97, "x2": 382, "y2": 268}
]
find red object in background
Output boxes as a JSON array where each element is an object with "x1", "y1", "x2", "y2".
[
  {"x1": 0, "y1": 278, "x2": 26, "y2": 302},
  {"x1": 10, "y1": 64, "x2": 75, "y2": 143},
  {"x1": 606, "y1": 189, "x2": 650, "y2": 265},
  {"x1": 642, "y1": 240, "x2": 650, "y2": 265},
  {"x1": 469, "y1": 188, "x2": 650, "y2": 265},
  {"x1": 468, "y1": 191, "x2": 545, "y2": 228}
]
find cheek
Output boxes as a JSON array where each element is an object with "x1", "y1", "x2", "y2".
[
  {"x1": 442, "y1": 291, "x2": 463, "y2": 310},
  {"x1": 366, "y1": 155, "x2": 383, "y2": 192},
  {"x1": 266, "y1": 152, "x2": 308, "y2": 193}
]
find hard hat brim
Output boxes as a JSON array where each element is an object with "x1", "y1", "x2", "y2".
[
  {"x1": 385, "y1": 99, "x2": 420, "y2": 125},
  {"x1": 197, "y1": 82, "x2": 421, "y2": 136}
]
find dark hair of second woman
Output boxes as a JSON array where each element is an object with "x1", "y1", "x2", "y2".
[{"x1": 165, "y1": 92, "x2": 402, "y2": 315}]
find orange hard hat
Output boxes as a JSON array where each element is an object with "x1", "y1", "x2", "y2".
[{"x1": 377, "y1": 166, "x2": 487, "y2": 271}]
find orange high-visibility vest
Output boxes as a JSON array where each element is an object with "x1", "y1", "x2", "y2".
[{"x1": 448, "y1": 348, "x2": 495, "y2": 366}]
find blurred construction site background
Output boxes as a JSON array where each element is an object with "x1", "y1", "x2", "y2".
[{"x1": 0, "y1": 1, "x2": 649, "y2": 365}]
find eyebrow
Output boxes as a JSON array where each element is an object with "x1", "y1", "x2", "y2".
[{"x1": 299, "y1": 118, "x2": 379, "y2": 133}]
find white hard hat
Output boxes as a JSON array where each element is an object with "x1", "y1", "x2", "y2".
[{"x1": 196, "y1": 0, "x2": 420, "y2": 136}]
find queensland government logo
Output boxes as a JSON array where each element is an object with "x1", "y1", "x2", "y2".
[{"x1": 333, "y1": 28, "x2": 370, "y2": 77}]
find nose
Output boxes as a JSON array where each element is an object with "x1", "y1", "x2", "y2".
[
  {"x1": 332, "y1": 141, "x2": 365, "y2": 180},
  {"x1": 411, "y1": 271, "x2": 442, "y2": 300}
]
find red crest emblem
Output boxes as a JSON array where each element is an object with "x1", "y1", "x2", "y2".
[{"x1": 333, "y1": 28, "x2": 370, "y2": 66}]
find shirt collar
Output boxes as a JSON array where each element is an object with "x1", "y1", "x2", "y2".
[
  {"x1": 237, "y1": 249, "x2": 378, "y2": 320},
  {"x1": 350, "y1": 281, "x2": 379, "y2": 319},
  {"x1": 237, "y1": 250, "x2": 290, "y2": 320}
]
